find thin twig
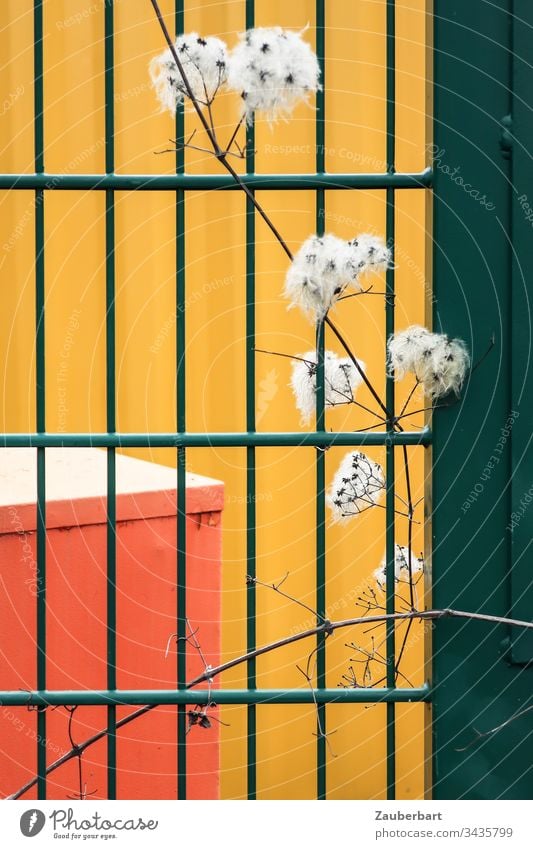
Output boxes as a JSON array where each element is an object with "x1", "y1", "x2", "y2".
[
  {"x1": 394, "y1": 617, "x2": 414, "y2": 684},
  {"x1": 225, "y1": 116, "x2": 245, "y2": 154},
  {"x1": 469, "y1": 332, "x2": 496, "y2": 376},
  {"x1": 150, "y1": 0, "x2": 394, "y2": 433},
  {"x1": 324, "y1": 316, "x2": 390, "y2": 420},
  {"x1": 455, "y1": 704, "x2": 533, "y2": 752},
  {"x1": 150, "y1": 0, "x2": 294, "y2": 260},
  {"x1": 67, "y1": 708, "x2": 83, "y2": 801},
  {"x1": 7, "y1": 606, "x2": 533, "y2": 799},
  {"x1": 249, "y1": 573, "x2": 326, "y2": 623},
  {"x1": 64, "y1": 706, "x2": 96, "y2": 801},
  {"x1": 403, "y1": 446, "x2": 415, "y2": 610},
  {"x1": 156, "y1": 142, "x2": 245, "y2": 160},
  {"x1": 398, "y1": 379, "x2": 421, "y2": 420},
  {"x1": 343, "y1": 499, "x2": 419, "y2": 522},
  {"x1": 254, "y1": 347, "x2": 317, "y2": 367},
  {"x1": 337, "y1": 284, "x2": 375, "y2": 300},
  {"x1": 346, "y1": 639, "x2": 415, "y2": 689},
  {"x1": 166, "y1": 619, "x2": 214, "y2": 700},
  {"x1": 253, "y1": 347, "x2": 388, "y2": 422},
  {"x1": 186, "y1": 701, "x2": 230, "y2": 735},
  {"x1": 187, "y1": 607, "x2": 533, "y2": 687},
  {"x1": 296, "y1": 646, "x2": 337, "y2": 758}
]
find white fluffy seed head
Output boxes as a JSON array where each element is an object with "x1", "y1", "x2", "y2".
[
  {"x1": 387, "y1": 325, "x2": 432, "y2": 380},
  {"x1": 226, "y1": 26, "x2": 321, "y2": 124},
  {"x1": 284, "y1": 232, "x2": 390, "y2": 322},
  {"x1": 346, "y1": 233, "x2": 392, "y2": 281},
  {"x1": 290, "y1": 350, "x2": 366, "y2": 424},
  {"x1": 424, "y1": 337, "x2": 470, "y2": 399},
  {"x1": 373, "y1": 544, "x2": 424, "y2": 589},
  {"x1": 150, "y1": 33, "x2": 228, "y2": 113},
  {"x1": 388, "y1": 326, "x2": 469, "y2": 398},
  {"x1": 327, "y1": 451, "x2": 385, "y2": 523},
  {"x1": 284, "y1": 234, "x2": 353, "y2": 320}
]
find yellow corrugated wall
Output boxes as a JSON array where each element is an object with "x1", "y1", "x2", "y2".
[{"x1": 0, "y1": 0, "x2": 429, "y2": 798}]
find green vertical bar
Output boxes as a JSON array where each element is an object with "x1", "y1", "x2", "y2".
[
  {"x1": 510, "y1": 0, "x2": 533, "y2": 662},
  {"x1": 315, "y1": 0, "x2": 326, "y2": 802},
  {"x1": 104, "y1": 0, "x2": 117, "y2": 800},
  {"x1": 34, "y1": 0, "x2": 44, "y2": 177},
  {"x1": 175, "y1": 0, "x2": 187, "y2": 801},
  {"x1": 245, "y1": 0, "x2": 257, "y2": 802},
  {"x1": 34, "y1": 0, "x2": 46, "y2": 801},
  {"x1": 385, "y1": 0, "x2": 396, "y2": 802}
]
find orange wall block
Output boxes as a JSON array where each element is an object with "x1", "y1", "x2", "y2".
[{"x1": 0, "y1": 449, "x2": 223, "y2": 799}]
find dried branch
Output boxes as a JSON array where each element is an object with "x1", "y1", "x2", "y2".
[
  {"x1": 296, "y1": 646, "x2": 337, "y2": 758},
  {"x1": 470, "y1": 332, "x2": 496, "y2": 376},
  {"x1": 186, "y1": 703, "x2": 230, "y2": 735},
  {"x1": 324, "y1": 316, "x2": 390, "y2": 421},
  {"x1": 455, "y1": 704, "x2": 533, "y2": 752},
  {"x1": 166, "y1": 620, "x2": 219, "y2": 733},
  {"x1": 149, "y1": 0, "x2": 396, "y2": 429},
  {"x1": 253, "y1": 347, "x2": 388, "y2": 422},
  {"x1": 150, "y1": 0, "x2": 294, "y2": 261},
  {"x1": 345, "y1": 635, "x2": 414, "y2": 689},
  {"x1": 225, "y1": 116, "x2": 245, "y2": 154},
  {"x1": 187, "y1": 607, "x2": 533, "y2": 687},
  {"x1": 248, "y1": 573, "x2": 326, "y2": 623},
  {"x1": 337, "y1": 284, "x2": 375, "y2": 300},
  {"x1": 398, "y1": 379, "x2": 421, "y2": 421},
  {"x1": 156, "y1": 129, "x2": 246, "y2": 160},
  {"x1": 7, "y1": 605, "x2": 533, "y2": 799},
  {"x1": 63, "y1": 706, "x2": 97, "y2": 801}
]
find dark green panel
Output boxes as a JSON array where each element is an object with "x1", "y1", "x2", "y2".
[
  {"x1": 433, "y1": 0, "x2": 533, "y2": 798},
  {"x1": 509, "y1": 0, "x2": 533, "y2": 663}
]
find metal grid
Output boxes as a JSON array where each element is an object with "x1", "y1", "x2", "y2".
[{"x1": 0, "y1": 0, "x2": 433, "y2": 800}]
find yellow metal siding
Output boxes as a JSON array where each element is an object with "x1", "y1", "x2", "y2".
[{"x1": 0, "y1": 0, "x2": 428, "y2": 799}]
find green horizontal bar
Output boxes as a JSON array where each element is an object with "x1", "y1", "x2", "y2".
[
  {"x1": 0, "y1": 429, "x2": 431, "y2": 448},
  {"x1": 0, "y1": 686, "x2": 430, "y2": 706},
  {"x1": 0, "y1": 169, "x2": 432, "y2": 192}
]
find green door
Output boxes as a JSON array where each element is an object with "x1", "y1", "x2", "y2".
[{"x1": 432, "y1": 0, "x2": 533, "y2": 799}]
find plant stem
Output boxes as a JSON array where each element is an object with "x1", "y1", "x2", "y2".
[
  {"x1": 7, "y1": 605, "x2": 532, "y2": 800},
  {"x1": 150, "y1": 0, "x2": 294, "y2": 260},
  {"x1": 324, "y1": 316, "x2": 390, "y2": 419}
]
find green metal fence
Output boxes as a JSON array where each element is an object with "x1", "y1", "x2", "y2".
[{"x1": 0, "y1": 0, "x2": 435, "y2": 801}]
